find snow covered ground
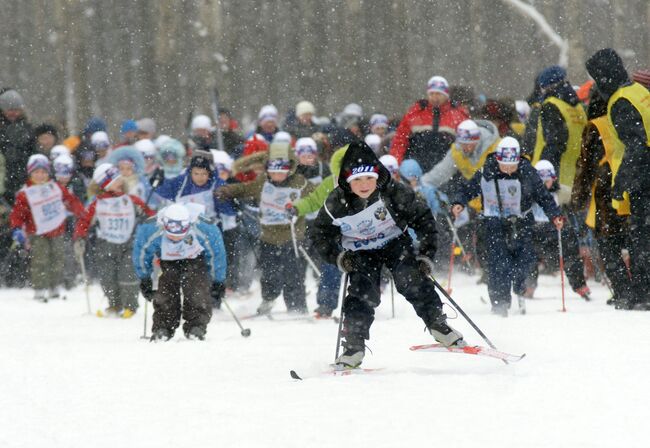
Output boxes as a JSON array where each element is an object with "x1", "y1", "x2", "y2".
[{"x1": 1, "y1": 272, "x2": 648, "y2": 448}]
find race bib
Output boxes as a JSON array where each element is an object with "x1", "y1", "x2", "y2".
[
  {"x1": 177, "y1": 189, "x2": 216, "y2": 218},
  {"x1": 220, "y1": 213, "x2": 238, "y2": 231},
  {"x1": 335, "y1": 199, "x2": 403, "y2": 251},
  {"x1": 160, "y1": 230, "x2": 204, "y2": 260},
  {"x1": 259, "y1": 182, "x2": 302, "y2": 226},
  {"x1": 481, "y1": 178, "x2": 522, "y2": 217},
  {"x1": 24, "y1": 182, "x2": 66, "y2": 235},
  {"x1": 532, "y1": 192, "x2": 558, "y2": 223},
  {"x1": 96, "y1": 195, "x2": 136, "y2": 244}
]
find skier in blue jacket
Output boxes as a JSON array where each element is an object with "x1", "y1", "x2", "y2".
[
  {"x1": 132, "y1": 203, "x2": 227, "y2": 341},
  {"x1": 451, "y1": 137, "x2": 564, "y2": 316}
]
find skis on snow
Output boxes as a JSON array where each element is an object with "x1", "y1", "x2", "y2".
[
  {"x1": 290, "y1": 366, "x2": 385, "y2": 380},
  {"x1": 409, "y1": 343, "x2": 525, "y2": 362}
]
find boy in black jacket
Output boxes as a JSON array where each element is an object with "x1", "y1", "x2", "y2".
[{"x1": 311, "y1": 141, "x2": 465, "y2": 369}]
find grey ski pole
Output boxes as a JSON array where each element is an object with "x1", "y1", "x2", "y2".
[
  {"x1": 77, "y1": 251, "x2": 91, "y2": 314},
  {"x1": 289, "y1": 216, "x2": 299, "y2": 258},
  {"x1": 222, "y1": 297, "x2": 251, "y2": 337},
  {"x1": 298, "y1": 246, "x2": 322, "y2": 277},
  {"x1": 140, "y1": 300, "x2": 149, "y2": 339},
  {"x1": 390, "y1": 274, "x2": 395, "y2": 319},
  {"x1": 334, "y1": 273, "x2": 350, "y2": 362}
]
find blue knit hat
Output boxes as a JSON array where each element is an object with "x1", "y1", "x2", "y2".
[
  {"x1": 538, "y1": 65, "x2": 567, "y2": 89},
  {"x1": 120, "y1": 119, "x2": 138, "y2": 135},
  {"x1": 83, "y1": 117, "x2": 107, "y2": 136}
]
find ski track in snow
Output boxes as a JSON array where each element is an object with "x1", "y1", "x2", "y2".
[{"x1": 1, "y1": 273, "x2": 648, "y2": 448}]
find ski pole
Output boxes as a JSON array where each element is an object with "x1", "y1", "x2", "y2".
[
  {"x1": 428, "y1": 275, "x2": 502, "y2": 354},
  {"x1": 222, "y1": 297, "x2": 251, "y2": 337},
  {"x1": 446, "y1": 242, "x2": 455, "y2": 294},
  {"x1": 298, "y1": 246, "x2": 322, "y2": 277},
  {"x1": 334, "y1": 273, "x2": 349, "y2": 362},
  {"x1": 558, "y1": 228, "x2": 567, "y2": 312},
  {"x1": 390, "y1": 274, "x2": 395, "y2": 319},
  {"x1": 76, "y1": 251, "x2": 91, "y2": 314},
  {"x1": 444, "y1": 214, "x2": 474, "y2": 274},
  {"x1": 140, "y1": 300, "x2": 149, "y2": 339},
  {"x1": 289, "y1": 216, "x2": 299, "y2": 258}
]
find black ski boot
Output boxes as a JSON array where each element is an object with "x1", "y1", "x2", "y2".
[
  {"x1": 150, "y1": 328, "x2": 172, "y2": 342},
  {"x1": 185, "y1": 326, "x2": 206, "y2": 340},
  {"x1": 429, "y1": 314, "x2": 466, "y2": 347}
]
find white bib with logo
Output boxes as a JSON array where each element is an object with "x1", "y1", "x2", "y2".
[
  {"x1": 96, "y1": 195, "x2": 136, "y2": 244},
  {"x1": 177, "y1": 190, "x2": 216, "y2": 219},
  {"x1": 160, "y1": 229, "x2": 205, "y2": 261},
  {"x1": 481, "y1": 178, "x2": 522, "y2": 217},
  {"x1": 259, "y1": 182, "x2": 302, "y2": 226},
  {"x1": 335, "y1": 199, "x2": 403, "y2": 251},
  {"x1": 220, "y1": 213, "x2": 238, "y2": 231},
  {"x1": 532, "y1": 192, "x2": 558, "y2": 223},
  {"x1": 24, "y1": 182, "x2": 66, "y2": 235}
]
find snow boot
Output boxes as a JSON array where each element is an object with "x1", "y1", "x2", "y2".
[
  {"x1": 516, "y1": 295, "x2": 526, "y2": 315},
  {"x1": 33, "y1": 289, "x2": 48, "y2": 302},
  {"x1": 313, "y1": 305, "x2": 334, "y2": 319},
  {"x1": 575, "y1": 285, "x2": 592, "y2": 301},
  {"x1": 48, "y1": 287, "x2": 61, "y2": 300},
  {"x1": 335, "y1": 349, "x2": 365, "y2": 369},
  {"x1": 632, "y1": 301, "x2": 650, "y2": 311},
  {"x1": 150, "y1": 328, "x2": 172, "y2": 342},
  {"x1": 121, "y1": 308, "x2": 136, "y2": 319},
  {"x1": 429, "y1": 315, "x2": 466, "y2": 347},
  {"x1": 256, "y1": 299, "x2": 276, "y2": 315},
  {"x1": 185, "y1": 326, "x2": 206, "y2": 340},
  {"x1": 97, "y1": 306, "x2": 122, "y2": 318},
  {"x1": 491, "y1": 301, "x2": 508, "y2": 317}
]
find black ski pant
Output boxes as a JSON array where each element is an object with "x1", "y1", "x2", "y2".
[
  {"x1": 342, "y1": 235, "x2": 444, "y2": 352},
  {"x1": 259, "y1": 241, "x2": 307, "y2": 312},
  {"x1": 223, "y1": 227, "x2": 242, "y2": 291},
  {"x1": 628, "y1": 193, "x2": 650, "y2": 303},
  {"x1": 152, "y1": 256, "x2": 212, "y2": 335},
  {"x1": 596, "y1": 233, "x2": 634, "y2": 302}
]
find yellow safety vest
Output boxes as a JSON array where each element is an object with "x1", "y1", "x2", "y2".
[
  {"x1": 585, "y1": 118, "x2": 630, "y2": 228},
  {"x1": 451, "y1": 141, "x2": 497, "y2": 212},
  {"x1": 607, "y1": 82, "x2": 650, "y2": 147},
  {"x1": 532, "y1": 97, "x2": 587, "y2": 193}
]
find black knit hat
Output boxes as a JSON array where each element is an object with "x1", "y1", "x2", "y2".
[
  {"x1": 189, "y1": 154, "x2": 212, "y2": 173},
  {"x1": 34, "y1": 123, "x2": 59, "y2": 139},
  {"x1": 338, "y1": 141, "x2": 391, "y2": 193},
  {"x1": 586, "y1": 48, "x2": 630, "y2": 100}
]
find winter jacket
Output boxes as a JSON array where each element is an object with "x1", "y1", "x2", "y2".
[
  {"x1": 312, "y1": 141, "x2": 438, "y2": 266},
  {"x1": 390, "y1": 99, "x2": 469, "y2": 164},
  {"x1": 73, "y1": 191, "x2": 155, "y2": 240},
  {"x1": 532, "y1": 81, "x2": 587, "y2": 202},
  {"x1": 10, "y1": 179, "x2": 85, "y2": 237},
  {"x1": 294, "y1": 145, "x2": 348, "y2": 217},
  {"x1": 422, "y1": 120, "x2": 499, "y2": 188},
  {"x1": 399, "y1": 159, "x2": 441, "y2": 215},
  {"x1": 586, "y1": 49, "x2": 650, "y2": 197},
  {"x1": 451, "y1": 154, "x2": 561, "y2": 224},
  {"x1": 132, "y1": 217, "x2": 226, "y2": 283},
  {"x1": 216, "y1": 166, "x2": 315, "y2": 246},
  {"x1": 0, "y1": 115, "x2": 35, "y2": 203},
  {"x1": 155, "y1": 171, "x2": 235, "y2": 221}
]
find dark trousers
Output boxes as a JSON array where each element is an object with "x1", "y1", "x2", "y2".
[
  {"x1": 97, "y1": 239, "x2": 139, "y2": 311},
  {"x1": 597, "y1": 233, "x2": 634, "y2": 302},
  {"x1": 152, "y1": 256, "x2": 212, "y2": 335},
  {"x1": 259, "y1": 241, "x2": 307, "y2": 311},
  {"x1": 342, "y1": 235, "x2": 444, "y2": 351},
  {"x1": 485, "y1": 219, "x2": 535, "y2": 308},
  {"x1": 223, "y1": 228, "x2": 242, "y2": 291},
  {"x1": 628, "y1": 194, "x2": 650, "y2": 302}
]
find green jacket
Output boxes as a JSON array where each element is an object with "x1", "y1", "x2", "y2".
[{"x1": 294, "y1": 145, "x2": 348, "y2": 217}]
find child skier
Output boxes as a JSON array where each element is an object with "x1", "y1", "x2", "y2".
[
  {"x1": 451, "y1": 137, "x2": 564, "y2": 316},
  {"x1": 215, "y1": 141, "x2": 315, "y2": 315},
  {"x1": 73, "y1": 163, "x2": 155, "y2": 317},
  {"x1": 311, "y1": 141, "x2": 465, "y2": 369},
  {"x1": 132, "y1": 203, "x2": 227, "y2": 341},
  {"x1": 9, "y1": 154, "x2": 85, "y2": 301}
]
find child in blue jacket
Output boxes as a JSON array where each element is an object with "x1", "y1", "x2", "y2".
[{"x1": 132, "y1": 203, "x2": 227, "y2": 341}]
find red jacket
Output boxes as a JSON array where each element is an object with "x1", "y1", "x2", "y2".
[
  {"x1": 236, "y1": 135, "x2": 269, "y2": 182},
  {"x1": 390, "y1": 99, "x2": 469, "y2": 163},
  {"x1": 73, "y1": 191, "x2": 155, "y2": 240},
  {"x1": 10, "y1": 180, "x2": 85, "y2": 237}
]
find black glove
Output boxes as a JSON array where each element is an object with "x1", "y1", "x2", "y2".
[
  {"x1": 149, "y1": 168, "x2": 165, "y2": 187},
  {"x1": 140, "y1": 279, "x2": 154, "y2": 301},
  {"x1": 211, "y1": 282, "x2": 225, "y2": 302},
  {"x1": 336, "y1": 251, "x2": 358, "y2": 273},
  {"x1": 416, "y1": 255, "x2": 435, "y2": 277},
  {"x1": 285, "y1": 203, "x2": 298, "y2": 219}
]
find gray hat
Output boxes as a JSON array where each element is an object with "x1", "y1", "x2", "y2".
[
  {"x1": 0, "y1": 90, "x2": 25, "y2": 110},
  {"x1": 136, "y1": 118, "x2": 156, "y2": 135}
]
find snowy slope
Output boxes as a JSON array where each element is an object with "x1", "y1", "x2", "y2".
[{"x1": 0, "y1": 273, "x2": 648, "y2": 448}]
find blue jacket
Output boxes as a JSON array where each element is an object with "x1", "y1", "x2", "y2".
[
  {"x1": 155, "y1": 171, "x2": 237, "y2": 217},
  {"x1": 132, "y1": 219, "x2": 227, "y2": 283},
  {"x1": 451, "y1": 154, "x2": 561, "y2": 224},
  {"x1": 399, "y1": 159, "x2": 442, "y2": 215}
]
